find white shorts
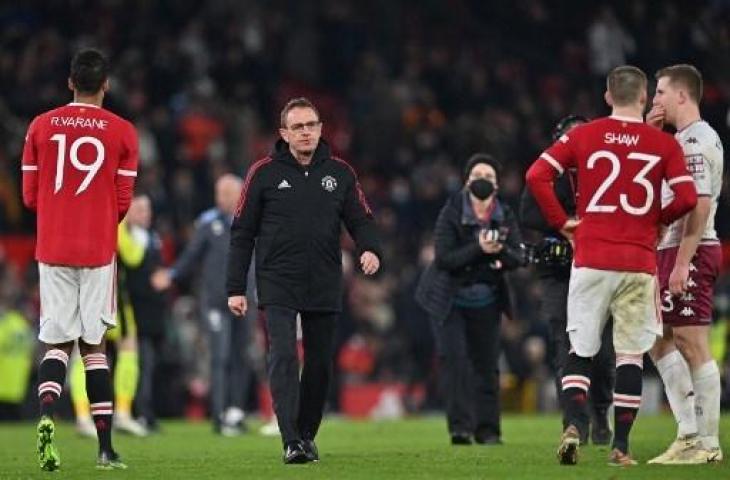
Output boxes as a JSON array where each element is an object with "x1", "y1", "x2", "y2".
[
  {"x1": 38, "y1": 260, "x2": 117, "y2": 345},
  {"x1": 567, "y1": 266, "x2": 662, "y2": 357}
]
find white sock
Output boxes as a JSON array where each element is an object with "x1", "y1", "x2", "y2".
[
  {"x1": 655, "y1": 350, "x2": 697, "y2": 437},
  {"x1": 691, "y1": 360, "x2": 721, "y2": 449}
]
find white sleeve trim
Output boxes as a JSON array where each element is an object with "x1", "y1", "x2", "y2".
[
  {"x1": 117, "y1": 169, "x2": 137, "y2": 177},
  {"x1": 667, "y1": 175, "x2": 694, "y2": 186},
  {"x1": 540, "y1": 153, "x2": 564, "y2": 174},
  {"x1": 21, "y1": 165, "x2": 38, "y2": 171}
]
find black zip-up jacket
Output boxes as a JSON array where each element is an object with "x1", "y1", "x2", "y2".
[
  {"x1": 519, "y1": 170, "x2": 575, "y2": 278},
  {"x1": 519, "y1": 170, "x2": 576, "y2": 235},
  {"x1": 226, "y1": 139, "x2": 381, "y2": 312},
  {"x1": 123, "y1": 229, "x2": 166, "y2": 337},
  {"x1": 415, "y1": 191, "x2": 526, "y2": 322}
]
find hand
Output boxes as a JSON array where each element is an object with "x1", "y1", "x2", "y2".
[
  {"x1": 646, "y1": 105, "x2": 665, "y2": 129},
  {"x1": 151, "y1": 269, "x2": 172, "y2": 291},
  {"x1": 668, "y1": 262, "x2": 689, "y2": 296},
  {"x1": 228, "y1": 295, "x2": 247, "y2": 317},
  {"x1": 559, "y1": 218, "x2": 581, "y2": 247},
  {"x1": 479, "y1": 230, "x2": 503, "y2": 254},
  {"x1": 360, "y1": 251, "x2": 380, "y2": 275}
]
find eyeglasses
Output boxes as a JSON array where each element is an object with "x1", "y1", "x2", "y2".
[{"x1": 287, "y1": 121, "x2": 321, "y2": 132}]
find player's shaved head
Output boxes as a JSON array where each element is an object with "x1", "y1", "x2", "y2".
[
  {"x1": 606, "y1": 66, "x2": 647, "y2": 106},
  {"x1": 216, "y1": 174, "x2": 243, "y2": 215},
  {"x1": 70, "y1": 48, "x2": 109, "y2": 95},
  {"x1": 655, "y1": 64, "x2": 703, "y2": 104}
]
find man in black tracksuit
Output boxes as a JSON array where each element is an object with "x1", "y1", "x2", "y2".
[
  {"x1": 519, "y1": 115, "x2": 614, "y2": 445},
  {"x1": 226, "y1": 97, "x2": 381, "y2": 464}
]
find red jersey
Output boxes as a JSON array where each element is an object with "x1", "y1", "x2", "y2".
[
  {"x1": 526, "y1": 115, "x2": 697, "y2": 274},
  {"x1": 22, "y1": 102, "x2": 138, "y2": 267}
]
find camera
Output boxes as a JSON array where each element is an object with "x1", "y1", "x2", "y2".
[
  {"x1": 480, "y1": 226, "x2": 508, "y2": 243},
  {"x1": 526, "y1": 237, "x2": 572, "y2": 267}
]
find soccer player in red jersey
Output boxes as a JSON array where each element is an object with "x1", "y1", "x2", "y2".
[
  {"x1": 22, "y1": 48, "x2": 138, "y2": 471},
  {"x1": 646, "y1": 65, "x2": 724, "y2": 465},
  {"x1": 526, "y1": 65, "x2": 697, "y2": 466}
]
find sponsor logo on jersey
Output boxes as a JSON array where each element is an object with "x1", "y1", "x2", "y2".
[
  {"x1": 685, "y1": 154, "x2": 704, "y2": 174},
  {"x1": 604, "y1": 132, "x2": 640, "y2": 146},
  {"x1": 687, "y1": 277, "x2": 697, "y2": 288},
  {"x1": 277, "y1": 179, "x2": 292, "y2": 190},
  {"x1": 689, "y1": 263, "x2": 697, "y2": 272},
  {"x1": 685, "y1": 137, "x2": 698, "y2": 144},
  {"x1": 680, "y1": 292, "x2": 695, "y2": 302}
]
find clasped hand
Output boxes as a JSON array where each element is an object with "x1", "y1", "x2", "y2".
[{"x1": 479, "y1": 229, "x2": 503, "y2": 254}]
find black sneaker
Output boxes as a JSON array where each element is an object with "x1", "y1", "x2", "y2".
[
  {"x1": 96, "y1": 450, "x2": 127, "y2": 470},
  {"x1": 282, "y1": 441, "x2": 308, "y2": 464},
  {"x1": 450, "y1": 433, "x2": 472, "y2": 445},
  {"x1": 302, "y1": 439, "x2": 319, "y2": 462}
]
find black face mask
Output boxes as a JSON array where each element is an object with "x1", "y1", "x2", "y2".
[{"x1": 468, "y1": 178, "x2": 495, "y2": 200}]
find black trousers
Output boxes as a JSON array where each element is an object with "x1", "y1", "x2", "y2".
[
  {"x1": 540, "y1": 274, "x2": 615, "y2": 429},
  {"x1": 136, "y1": 333, "x2": 164, "y2": 426},
  {"x1": 264, "y1": 305, "x2": 337, "y2": 445},
  {"x1": 432, "y1": 304, "x2": 501, "y2": 438}
]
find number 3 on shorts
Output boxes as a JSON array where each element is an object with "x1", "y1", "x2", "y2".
[{"x1": 661, "y1": 290, "x2": 674, "y2": 312}]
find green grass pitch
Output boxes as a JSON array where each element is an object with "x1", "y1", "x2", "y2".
[{"x1": 0, "y1": 415, "x2": 728, "y2": 479}]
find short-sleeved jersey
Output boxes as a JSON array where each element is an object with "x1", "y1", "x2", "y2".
[
  {"x1": 529, "y1": 115, "x2": 696, "y2": 274},
  {"x1": 658, "y1": 120, "x2": 724, "y2": 249},
  {"x1": 21, "y1": 102, "x2": 138, "y2": 267}
]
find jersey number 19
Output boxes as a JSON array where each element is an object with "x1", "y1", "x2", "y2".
[{"x1": 50, "y1": 133, "x2": 105, "y2": 195}]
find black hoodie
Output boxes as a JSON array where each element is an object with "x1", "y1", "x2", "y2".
[{"x1": 226, "y1": 139, "x2": 381, "y2": 312}]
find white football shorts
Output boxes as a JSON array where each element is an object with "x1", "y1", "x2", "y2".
[
  {"x1": 567, "y1": 266, "x2": 662, "y2": 357},
  {"x1": 38, "y1": 260, "x2": 117, "y2": 345}
]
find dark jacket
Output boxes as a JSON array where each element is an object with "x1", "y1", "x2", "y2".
[
  {"x1": 519, "y1": 169, "x2": 575, "y2": 278},
  {"x1": 416, "y1": 191, "x2": 526, "y2": 322},
  {"x1": 226, "y1": 139, "x2": 381, "y2": 312},
  {"x1": 122, "y1": 227, "x2": 166, "y2": 337},
  {"x1": 171, "y1": 208, "x2": 235, "y2": 310},
  {"x1": 519, "y1": 170, "x2": 576, "y2": 236}
]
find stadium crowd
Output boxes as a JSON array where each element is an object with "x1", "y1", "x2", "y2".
[{"x1": 0, "y1": 0, "x2": 729, "y2": 421}]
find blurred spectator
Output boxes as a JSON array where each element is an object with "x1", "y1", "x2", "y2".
[
  {"x1": 123, "y1": 194, "x2": 167, "y2": 431},
  {"x1": 0, "y1": 258, "x2": 33, "y2": 420},
  {"x1": 588, "y1": 6, "x2": 636, "y2": 77},
  {"x1": 152, "y1": 174, "x2": 256, "y2": 436}
]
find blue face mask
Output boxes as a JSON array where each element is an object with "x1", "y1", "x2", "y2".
[{"x1": 468, "y1": 178, "x2": 495, "y2": 200}]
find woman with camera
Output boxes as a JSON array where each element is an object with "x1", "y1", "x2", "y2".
[{"x1": 416, "y1": 153, "x2": 526, "y2": 445}]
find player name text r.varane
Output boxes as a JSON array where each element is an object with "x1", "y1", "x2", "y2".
[{"x1": 50, "y1": 117, "x2": 108, "y2": 130}]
